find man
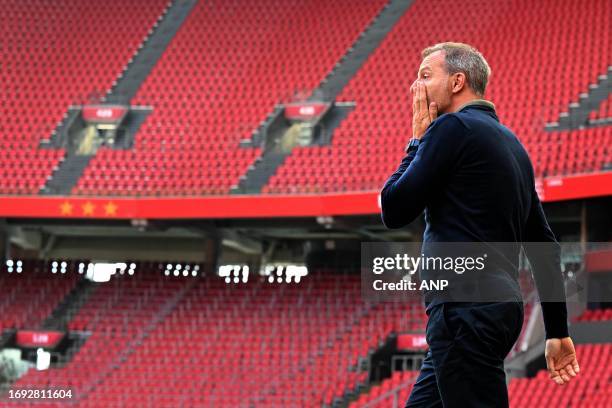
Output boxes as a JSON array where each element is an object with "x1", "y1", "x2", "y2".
[{"x1": 380, "y1": 43, "x2": 580, "y2": 407}]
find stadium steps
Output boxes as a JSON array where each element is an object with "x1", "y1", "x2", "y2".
[
  {"x1": 54, "y1": 332, "x2": 91, "y2": 368},
  {"x1": 38, "y1": 1, "x2": 197, "y2": 195},
  {"x1": 328, "y1": 333, "x2": 397, "y2": 408},
  {"x1": 72, "y1": 279, "x2": 197, "y2": 405},
  {"x1": 256, "y1": 300, "x2": 387, "y2": 407},
  {"x1": 546, "y1": 65, "x2": 612, "y2": 131},
  {"x1": 317, "y1": 102, "x2": 357, "y2": 145},
  {"x1": 239, "y1": 106, "x2": 284, "y2": 150},
  {"x1": 329, "y1": 372, "x2": 371, "y2": 408},
  {"x1": 40, "y1": 155, "x2": 94, "y2": 195},
  {"x1": 232, "y1": 151, "x2": 291, "y2": 194},
  {"x1": 337, "y1": 378, "x2": 387, "y2": 408},
  {"x1": 234, "y1": 103, "x2": 355, "y2": 193},
  {"x1": 0, "y1": 329, "x2": 16, "y2": 349},
  {"x1": 252, "y1": 300, "x2": 375, "y2": 405},
  {"x1": 39, "y1": 108, "x2": 81, "y2": 149},
  {"x1": 234, "y1": 0, "x2": 413, "y2": 194},
  {"x1": 310, "y1": 0, "x2": 415, "y2": 102},
  {"x1": 41, "y1": 278, "x2": 97, "y2": 331},
  {"x1": 105, "y1": 0, "x2": 198, "y2": 104}
]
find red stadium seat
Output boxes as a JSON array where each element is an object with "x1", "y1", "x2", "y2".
[
  {"x1": 73, "y1": 0, "x2": 387, "y2": 197},
  {"x1": 0, "y1": 0, "x2": 167, "y2": 195},
  {"x1": 267, "y1": 0, "x2": 612, "y2": 193}
]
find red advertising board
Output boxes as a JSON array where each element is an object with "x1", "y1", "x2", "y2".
[
  {"x1": 284, "y1": 102, "x2": 330, "y2": 121},
  {"x1": 397, "y1": 333, "x2": 428, "y2": 350},
  {"x1": 16, "y1": 330, "x2": 65, "y2": 348},
  {"x1": 82, "y1": 105, "x2": 128, "y2": 124}
]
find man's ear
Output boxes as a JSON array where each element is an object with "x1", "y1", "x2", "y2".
[{"x1": 451, "y1": 73, "x2": 466, "y2": 94}]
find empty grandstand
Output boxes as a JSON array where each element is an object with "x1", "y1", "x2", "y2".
[{"x1": 0, "y1": 0, "x2": 610, "y2": 407}]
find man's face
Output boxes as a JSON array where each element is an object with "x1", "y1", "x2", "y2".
[{"x1": 411, "y1": 50, "x2": 452, "y2": 114}]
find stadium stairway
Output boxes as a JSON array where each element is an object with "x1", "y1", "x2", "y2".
[
  {"x1": 232, "y1": 0, "x2": 415, "y2": 194},
  {"x1": 309, "y1": 0, "x2": 415, "y2": 103},
  {"x1": 267, "y1": 0, "x2": 612, "y2": 193},
  {"x1": 589, "y1": 94, "x2": 612, "y2": 136},
  {"x1": 41, "y1": 278, "x2": 97, "y2": 331},
  {"x1": 251, "y1": 294, "x2": 426, "y2": 407},
  {"x1": 0, "y1": 264, "x2": 79, "y2": 331},
  {"x1": 3, "y1": 265, "x2": 609, "y2": 407},
  {"x1": 72, "y1": 279, "x2": 197, "y2": 405},
  {"x1": 0, "y1": 330, "x2": 14, "y2": 349},
  {"x1": 233, "y1": 151, "x2": 291, "y2": 194},
  {"x1": 39, "y1": 108, "x2": 81, "y2": 149},
  {"x1": 53, "y1": 332, "x2": 91, "y2": 368},
  {"x1": 105, "y1": 0, "x2": 198, "y2": 105},
  {"x1": 39, "y1": 0, "x2": 198, "y2": 196},
  {"x1": 349, "y1": 370, "x2": 419, "y2": 408},
  {"x1": 19, "y1": 271, "x2": 422, "y2": 407},
  {"x1": 546, "y1": 66, "x2": 612, "y2": 130},
  {"x1": 0, "y1": 0, "x2": 172, "y2": 195},
  {"x1": 326, "y1": 334, "x2": 397, "y2": 408},
  {"x1": 232, "y1": 103, "x2": 356, "y2": 194},
  {"x1": 40, "y1": 155, "x2": 94, "y2": 195}
]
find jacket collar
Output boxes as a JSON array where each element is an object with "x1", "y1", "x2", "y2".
[{"x1": 457, "y1": 99, "x2": 496, "y2": 113}]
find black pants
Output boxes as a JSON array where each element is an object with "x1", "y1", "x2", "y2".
[{"x1": 405, "y1": 302, "x2": 524, "y2": 408}]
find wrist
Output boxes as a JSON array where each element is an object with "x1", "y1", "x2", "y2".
[
  {"x1": 405, "y1": 137, "x2": 421, "y2": 153},
  {"x1": 545, "y1": 327, "x2": 570, "y2": 340}
]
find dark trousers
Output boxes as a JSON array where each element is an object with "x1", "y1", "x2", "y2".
[{"x1": 405, "y1": 302, "x2": 524, "y2": 408}]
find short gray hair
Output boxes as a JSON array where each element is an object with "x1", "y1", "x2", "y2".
[{"x1": 422, "y1": 42, "x2": 491, "y2": 96}]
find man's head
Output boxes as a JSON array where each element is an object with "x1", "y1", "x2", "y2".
[{"x1": 411, "y1": 42, "x2": 491, "y2": 114}]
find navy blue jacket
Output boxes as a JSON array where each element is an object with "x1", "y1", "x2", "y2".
[{"x1": 380, "y1": 101, "x2": 568, "y2": 339}]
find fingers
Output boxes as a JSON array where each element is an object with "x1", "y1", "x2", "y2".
[
  {"x1": 545, "y1": 356, "x2": 555, "y2": 373},
  {"x1": 548, "y1": 366, "x2": 565, "y2": 385},
  {"x1": 548, "y1": 368, "x2": 561, "y2": 382},
  {"x1": 412, "y1": 80, "x2": 436, "y2": 138},
  {"x1": 566, "y1": 364, "x2": 577, "y2": 377},
  {"x1": 548, "y1": 360, "x2": 579, "y2": 386},
  {"x1": 429, "y1": 102, "x2": 438, "y2": 121},
  {"x1": 546, "y1": 356, "x2": 563, "y2": 384},
  {"x1": 559, "y1": 367, "x2": 571, "y2": 382},
  {"x1": 414, "y1": 81, "x2": 422, "y2": 114},
  {"x1": 551, "y1": 374, "x2": 565, "y2": 385},
  {"x1": 417, "y1": 82, "x2": 428, "y2": 114},
  {"x1": 413, "y1": 82, "x2": 433, "y2": 117}
]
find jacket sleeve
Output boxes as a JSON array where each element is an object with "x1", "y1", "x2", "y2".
[
  {"x1": 380, "y1": 114, "x2": 464, "y2": 229},
  {"x1": 523, "y1": 187, "x2": 569, "y2": 339}
]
